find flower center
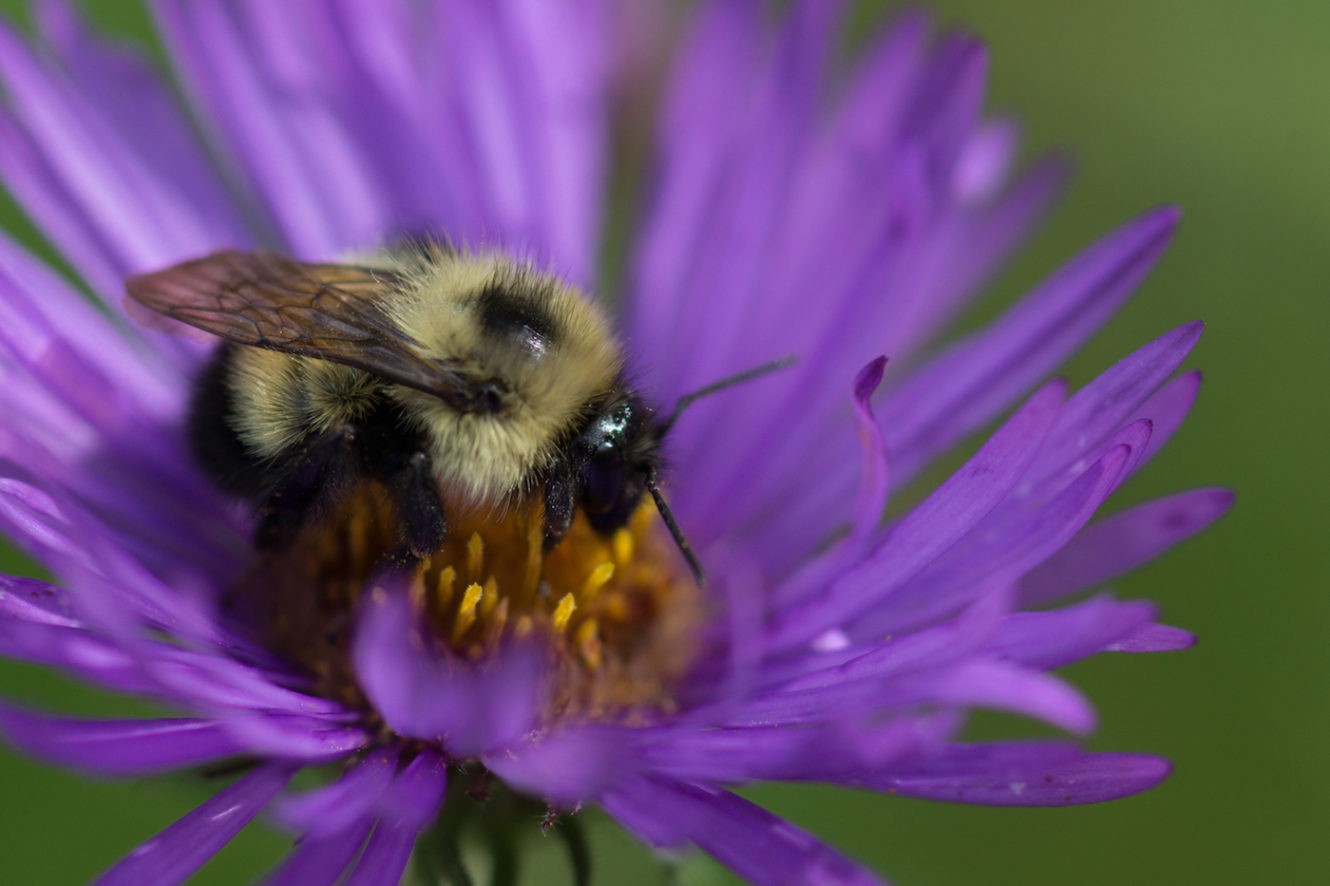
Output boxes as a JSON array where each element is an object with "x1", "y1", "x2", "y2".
[{"x1": 230, "y1": 484, "x2": 702, "y2": 725}]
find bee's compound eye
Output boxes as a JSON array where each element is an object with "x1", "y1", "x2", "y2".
[{"x1": 583, "y1": 456, "x2": 623, "y2": 515}]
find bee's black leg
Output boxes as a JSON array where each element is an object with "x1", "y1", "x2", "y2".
[
  {"x1": 256, "y1": 427, "x2": 359, "y2": 550},
  {"x1": 542, "y1": 463, "x2": 578, "y2": 550},
  {"x1": 383, "y1": 451, "x2": 447, "y2": 562}
]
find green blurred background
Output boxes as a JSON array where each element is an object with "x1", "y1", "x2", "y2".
[{"x1": 0, "y1": 1, "x2": 1324, "y2": 883}]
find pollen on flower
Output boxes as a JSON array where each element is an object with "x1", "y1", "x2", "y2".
[{"x1": 233, "y1": 483, "x2": 701, "y2": 726}]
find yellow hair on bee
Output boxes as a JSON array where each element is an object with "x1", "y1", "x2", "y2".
[{"x1": 384, "y1": 250, "x2": 622, "y2": 506}]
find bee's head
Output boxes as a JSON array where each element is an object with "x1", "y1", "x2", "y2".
[
  {"x1": 569, "y1": 356, "x2": 796, "y2": 587},
  {"x1": 575, "y1": 388, "x2": 661, "y2": 534}
]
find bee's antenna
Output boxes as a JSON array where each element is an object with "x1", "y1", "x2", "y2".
[
  {"x1": 644, "y1": 469, "x2": 706, "y2": 588},
  {"x1": 659, "y1": 354, "x2": 797, "y2": 433}
]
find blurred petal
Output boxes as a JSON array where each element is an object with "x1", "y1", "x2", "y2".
[
  {"x1": 96, "y1": 763, "x2": 295, "y2": 886},
  {"x1": 1108, "y1": 623, "x2": 1197, "y2": 653},
  {"x1": 485, "y1": 724, "x2": 637, "y2": 806},
  {"x1": 0, "y1": 707, "x2": 247, "y2": 776},
  {"x1": 342, "y1": 751, "x2": 447, "y2": 886},
  {"x1": 875, "y1": 744, "x2": 1171, "y2": 806},
  {"x1": 352, "y1": 581, "x2": 543, "y2": 755},
  {"x1": 260, "y1": 820, "x2": 373, "y2": 886},
  {"x1": 604, "y1": 777, "x2": 885, "y2": 886},
  {"x1": 269, "y1": 749, "x2": 398, "y2": 837}
]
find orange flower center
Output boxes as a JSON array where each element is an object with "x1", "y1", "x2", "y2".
[{"x1": 233, "y1": 484, "x2": 702, "y2": 725}]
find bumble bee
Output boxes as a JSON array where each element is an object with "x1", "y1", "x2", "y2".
[{"x1": 127, "y1": 245, "x2": 719, "y2": 579}]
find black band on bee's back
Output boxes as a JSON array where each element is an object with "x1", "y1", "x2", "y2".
[{"x1": 477, "y1": 281, "x2": 559, "y2": 355}]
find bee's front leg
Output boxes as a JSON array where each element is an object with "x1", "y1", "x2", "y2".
[
  {"x1": 256, "y1": 426, "x2": 359, "y2": 551},
  {"x1": 382, "y1": 450, "x2": 447, "y2": 563},
  {"x1": 542, "y1": 460, "x2": 579, "y2": 550}
]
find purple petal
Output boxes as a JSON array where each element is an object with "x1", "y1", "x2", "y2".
[
  {"x1": 0, "y1": 573, "x2": 78, "y2": 627},
  {"x1": 850, "y1": 356, "x2": 890, "y2": 540},
  {"x1": 1107, "y1": 623, "x2": 1197, "y2": 653},
  {"x1": 768, "y1": 380, "x2": 1065, "y2": 647},
  {"x1": 644, "y1": 11, "x2": 1052, "y2": 558},
  {"x1": 149, "y1": 0, "x2": 385, "y2": 257},
  {"x1": 1019, "y1": 488, "x2": 1234, "y2": 605},
  {"x1": 95, "y1": 763, "x2": 295, "y2": 886},
  {"x1": 952, "y1": 118, "x2": 1019, "y2": 205},
  {"x1": 1026, "y1": 322, "x2": 1203, "y2": 487},
  {"x1": 882, "y1": 206, "x2": 1179, "y2": 481},
  {"x1": 352, "y1": 582, "x2": 543, "y2": 756},
  {"x1": 341, "y1": 821, "x2": 418, "y2": 886},
  {"x1": 985, "y1": 596, "x2": 1158, "y2": 669},
  {"x1": 210, "y1": 711, "x2": 368, "y2": 763},
  {"x1": 0, "y1": 706, "x2": 248, "y2": 776},
  {"x1": 720, "y1": 577, "x2": 1013, "y2": 724},
  {"x1": 1129, "y1": 370, "x2": 1201, "y2": 473},
  {"x1": 695, "y1": 152, "x2": 1070, "y2": 562},
  {"x1": 0, "y1": 577, "x2": 164, "y2": 694},
  {"x1": 485, "y1": 725, "x2": 638, "y2": 806},
  {"x1": 0, "y1": 15, "x2": 248, "y2": 288},
  {"x1": 149, "y1": 0, "x2": 611, "y2": 278},
  {"x1": 636, "y1": 715, "x2": 955, "y2": 784},
  {"x1": 876, "y1": 743, "x2": 1171, "y2": 806},
  {"x1": 0, "y1": 232, "x2": 188, "y2": 404},
  {"x1": 269, "y1": 749, "x2": 398, "y2": 837},
  {"x1": 893, "y1": 659, "x2": 1101, "y2": 734},
  {"x1": 31, "y1": 0, "x2": 251, "y2": 250},
  {"x1": 603, "y1": 777, "x2": 886, "y2": 886},
  {"x1": 689, "y1": 594, "x2": 1011, "y2": 729},
  {"x1": 885, "y1": 660, "x2": 1096, "y2": 734},
  {"x1": 376, "y1": 749, "x2": 448, "y2": 825},
  {"x1": 859, "y1": 439, "x2": 1135, "y2": 639},
  {"x1": 260, "y1": 820, "x2": 373, "y2": 886},
  {"x1": 343, "y1": 751, "x2": 447, "y2": 886}
]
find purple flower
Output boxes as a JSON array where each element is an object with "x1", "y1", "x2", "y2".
[{"x1": 0, "y1": 2, "x2": 1228, "y2": 884}]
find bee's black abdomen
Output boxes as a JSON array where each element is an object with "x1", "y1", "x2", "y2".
[{"x1": 187, "y1": 344, "x2": 273, "y2": 498}]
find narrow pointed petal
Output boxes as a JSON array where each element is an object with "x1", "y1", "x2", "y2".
[
  {"x1": 850, "y1": 356, "x2": 890, "y2": 540},
  {"x1": 883, "y1": 207, "x2": 1179, "y2": 481},
  {"x1": 95, "y1": 763, "x2": 295, "y2": 886},
  {"x1": 342, "y1": 752, "x2": 447, "y2": 886},
  {"x1": 0, "y1": 13, "x2": 249, "y2": 290},
  {"x1": 269, "y1": 749, "x2": 398, "y2": 837},
  {"x1": 0, "y1": 707, "x2": 248, "y2": 776},
  {"x1": 259, "y1": 820, "x2": 373, "y2": 886},
  {"x1": 1026, "y1": 322, "x2": 1203, "y2": 486},
  {"x1": 886, "y1": 659, "x2": 1097, "y2": 734},
  {"x1": 604, "y1": 777, "x2": 885, "y2": 886},
  {"x1": 1019, "y1": 488, "x2": 1234, "y2": 605},
  {"x1": 985, "y1": 596, "x2": 1158, "y2": 669},
  {"x1": 770, "y1": 380, "x2": 1065, "y2": 646},
  {"x1": 1108, "y1": 623, "x2": 1197, "y2": 653},
  {"x1": 876, "y1": 744, "x2": 1171, "y2": 806},
  {"x1": 860, "y1": 439, "x2": 1135, "y2": 639}
]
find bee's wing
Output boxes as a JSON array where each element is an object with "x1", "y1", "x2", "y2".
[{"x1": 127, "y1": 250, "x2": 504, "y2": 413}]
